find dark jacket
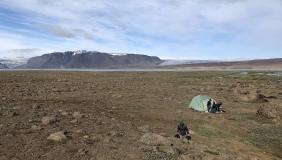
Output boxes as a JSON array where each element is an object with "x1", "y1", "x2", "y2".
[{"x1": 177, "y1": 122, "x2": 189, "y2": 136}]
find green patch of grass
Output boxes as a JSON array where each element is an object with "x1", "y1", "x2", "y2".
[
  {"x1": 204, "y1": 149, "x2": 220, "y2": 155},
  {"x1": 195, "y1": 125, "x2": 234, "y2": 139},
  {"x1": 228, "y1": 113, "x2": 258, "y2": 125},
  {"x1": 247, "y1": 125, "x2": 282, "y2": 158}
]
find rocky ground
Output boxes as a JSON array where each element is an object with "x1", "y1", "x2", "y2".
[{"x1": 0, "y1": 71, "x2": 281, "y2": 160}]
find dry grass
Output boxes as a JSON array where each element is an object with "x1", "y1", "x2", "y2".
[{"x1": 0, "y1": 71, "x2": 281, "y2": 159}]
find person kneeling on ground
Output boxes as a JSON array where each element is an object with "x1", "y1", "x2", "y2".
[
  {"x1": 210, "y1": 102, "x2": 225, "y2": 113},
  {"x1": 175, "y1": 121, "x2": 191, "y2": 141}
]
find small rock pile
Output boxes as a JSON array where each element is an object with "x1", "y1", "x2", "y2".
[
  {"x1": 47, "y1": 131, "x2": 67, "y2": 142},
  {"x1": 257, "y1": 103, "x2": 281, "y2": 123},
  {"x1": 41, "y1": 116, "x2": 57, "y2": 125},
  {"x1": 233, "y1": 83, "x2": 267, "y2": 103},
  {"x1": 140, "y1": 133, "x2": 189, "y2": 157}
]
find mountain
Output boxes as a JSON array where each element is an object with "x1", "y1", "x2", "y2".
[
  {"x1": 159, "y1": 60, "x2": 222, "y2": 66},
  {"x1": 21, "y1": 51, "x2": 163, "y2": 69},
  {"x1": 0, "y1": 63, "x2": 9, "y2": 69},
  {"x1": 160, "y1": 58, "x2": 282, "y2": 70},
  {"x1": 0, "y1": 57, "x2": 28, "y2": 68}
]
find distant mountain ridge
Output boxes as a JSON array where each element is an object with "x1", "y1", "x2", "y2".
[
  {"x1": 0, "y1": 63, "x2": 8, "y2": 69},
  {"x1": 21, "y1": 51, "x2": 163, "y2": 69},
  {"x1": 3, "y1": 50, "x2": 282, "y2": 70},
  {"x1": 160, "y1": 58, "x2": 282, "y2": 70},
  {"x1": 0, "y1": 57, "x2": 28, "y2": 68}
]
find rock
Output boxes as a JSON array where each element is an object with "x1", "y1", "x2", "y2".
[
  {"x1": 31, "y1": 125, "x2": 42, "y2": 130},
  {"x1": 233, "y1": 83, "x2": 267, "y2": 103},
  {"x1": 74, "y1": 129, "x2": 83, "y2": 134},
  {"x1": 73, "y1": 112, "x2": 83, "y2": 119},
  {"x1": 42, "y1": 116, "x2": 57, "y2": 125},
  {"x1": 140, "y1": 133, "x2": 171, "y2": 146},
  {"x1": 61, "y1": 111, "x2": 68, "y2": 116},
  {"x1": 10, "y1": 111, "x2": 19, "y2": 117},
  {"x1": 107, "y1": 131, "x2": 117, "y2": 136},
  {"x1": 77, "y1": 148, "x2": 88, "y2": 155},
  {"x1": 103, "y1": 137, "x2": 112, "y2": 143},
  {"x1": 178, "y1": 153, "x2": 206, "y2": 160},
  {"x1": 52, "y1": 88, "x2": 60, "y2": 92},
  {"x1": 47, "y1": 131, "x2": 67, "y2": 142},
  {"x1": 137, "y1": 125, "x2": 150, "y2": 133},
  {"x1": 126, "y1": 154, "x2": 141, "y2": 159},
  {"x1": 83, "y1": 135, "x2": 89, "y2": 139},
  {"x1": 257, "y1": 103, "x2": 281, "y2": 121},
  {"x1": 204, "y1": 149, "x2": 220, "y2": 155},
  {"x1": 70, "y1": 119, "x2": 78, "y2": 124},
  {"x1": 90, "y1": 134, "x2": 103, "y2": 142},
  {"x1": 32, "y1": 104, "x2": 40, "y2": 109},
  {"x1": 208, "y1": 116, "x2": 216, "y2": 119},
  {"x1": 57, "y1": 78, "x2": 67, "y2": 82},
  {"x1": 157, "y1": 146, "x2": 175, "y2": 154},
  {"x1": 12, "y1": 106, "x2": 21, "y2": 110},
  {"x1": 189, "y1": 129, "x2": 195, "y2": 135}
]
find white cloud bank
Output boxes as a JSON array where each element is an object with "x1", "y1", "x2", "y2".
[{"x1": 0, "y1": 0, "x2": 281, "y2": 59}]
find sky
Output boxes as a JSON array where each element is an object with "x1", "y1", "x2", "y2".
[{"x1": 0, "y1": 0, "x2": 281, "y2": 60}]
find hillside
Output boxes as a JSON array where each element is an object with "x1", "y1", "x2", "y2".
[
  {"x1": 21, "y1": 51, "x2": 163, "y2": 69},
  {"x1": 0, "y1": 63, "x2": 8, "y2": 69},
  {"x1": 0, "y1": 71, "x2": 281, "y2": 159},
  {"x1": 162, "y1": 58, "x2": 282, "y2": 70}
]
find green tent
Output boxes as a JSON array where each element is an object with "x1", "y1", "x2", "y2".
[{"x1": 189, "y1": 95, "x2": 216, "y2": 112}]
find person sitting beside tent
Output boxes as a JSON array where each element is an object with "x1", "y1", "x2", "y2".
[
  {"x1": 207, "y1": 99, "x2": 212, "y2": 112},
  {"x1": 210, "y1": 102, "x2": 224, "y2": 113},
  {"x1": 175, "y1": 121, "x2": 191, "y2": 141},
  {"x1": 189, "y1": 95, "x2": 225, "y2": 113}
]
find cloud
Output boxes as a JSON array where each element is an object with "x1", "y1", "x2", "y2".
[
  {"x1": 0, "y1": 49, "x2": 42, "y2": 58},
  {"x1": 0, "y1": 0, "x2": 281, "y2": 59},
  {"x1": 36, "y1": 24, "x2": 76, "y2": 38}
]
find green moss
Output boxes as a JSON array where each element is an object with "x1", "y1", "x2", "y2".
[
  {"x1": 247, "y1": 126, "x2": 282, "y2": 158},
  {"x1": 195, "y1": 125, "x2": 234, "y2": 139}
]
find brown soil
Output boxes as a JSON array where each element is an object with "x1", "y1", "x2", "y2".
[
  {"x1": 233, "y1": 83, "x2": 267, "y2": 103},
  {"x1": 0, "y1": 71, "x2": 281, "y2": 160},
  {"x1": 257, "y1": 103, "x2": 282, "y2": 123}
]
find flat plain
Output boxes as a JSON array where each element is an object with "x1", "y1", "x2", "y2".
[{"x1": 0, "y1": 71, "x2": 281, "y2": 160}]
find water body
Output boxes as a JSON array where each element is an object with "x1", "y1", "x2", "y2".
[
  {"x1": 1, "y1": 68, "x2": 282, "y2": 72},
  {"x1": 1, "y1": 68, "x2": 175, "y2": 72},
  {"x1": 266, "y1": 72, "x2": 282, "y2": 76}
]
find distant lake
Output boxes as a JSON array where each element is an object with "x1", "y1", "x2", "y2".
[
  {"x1": 0, "y1": 68, "x2": 175, "y2": 72},
  {"x1": 1, "y1": 68, "x2": 282, "y2": 72}
]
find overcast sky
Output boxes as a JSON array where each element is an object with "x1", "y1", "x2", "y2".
[{"x1": 0, "y1": 0, "x2": 281, "y2": 59}]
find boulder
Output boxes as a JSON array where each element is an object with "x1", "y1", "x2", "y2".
[
  {"x1": 61, "y1": 111, "x2": 68, "y2": 116},
  {"x1": 257, "y1": 103, "x2": 281, "y2": 121},
  {"x1": 31, "y1": 125, "x2": 42, "y2": 130},
  {"x1": 32, "y1": 104, "x2": 40, "y2": 109},
  {"x1": 74, "y1": 129, "x2": 83, "y2": 134},
  {"x1": 178, "y1": 154, "x2": 207, "y2": 160},
  {"x1": 156, "y1": 146, "x2": 175, "y2": 154},
  {"x1": 41, "y1": 116, "x2": 57, "y2": 125},
  {"x1": 47, "y1": 131, "x2": 67, "y2": 142},
  {"x1": 137, "y1": 125, "x2": 150, "y2": 133},
  {"x1": 70, "y1": 119, "x2": 78, "y2": 124},
  {"x1": 73, "y1": 112, "x2": 83, "y2": 119},
  {"x1": 140, "y1": 133, "x2": 171, "y2": 146},
  {"x1": 9, "y1": 111, "x2": 19, "y2": 117},
  {"x1": 233, "y1": 83, "x2": 267, "y2": 103}
]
